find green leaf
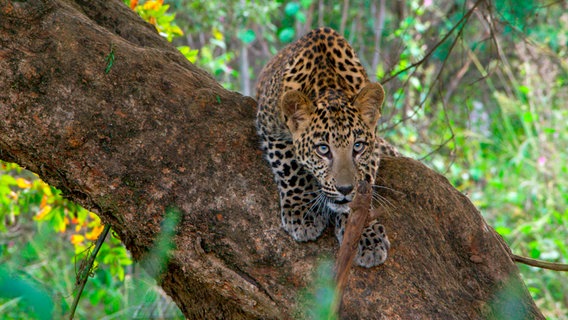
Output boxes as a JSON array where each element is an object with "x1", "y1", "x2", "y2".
[
  {"x1": 296, "y1": 11, "x2": 306, "y2": 23},
  {"x1": 517, "y1": 85, "x2": 530, "y2": 95},
  {"x1": 495, "y1": 226, "x2": 511, "y2": 236},
  {"x1": 530, "y1": 246, "x2": 541, "y2": 259},
  {"x1": 300, "y1": 0, "x2": 312, "y2": 8},
  {"x1": 177, "y1": 46, "x2": 199, "y2": 63},
  {"x1": 0, "y1": 174, "x2": 16, "y2": 186},
  {"x1": 522, "y1": 111, "x2": 536, "y2": 123},
  {"x1": 116, "y1": 265, "x2": 125, "y2": 281},
  {"x1": 237, "y1": 29, "x2": 256, "y2": 44},
  {"x1": 119, "y1": 257, "x2": 133, "y2": 266},
  {"x1": 279, "y1": 28, "x2": 295, "y2": 43},
  {"x1": 375, "y1": 64, "x2": 385, "y2": 80},
  {"x1": 284, "y1": 2, "x2": 300, "y2": 16},
  {"x1": 518, "y1": 224, "x2": 532, "y2": 235},
  {"x1": 527, "y1": 286, "x2": 540, "y2": 296},
  {"x1": 89, "y1": 289, "x2": 104, "y2": 305},
  {"x1": 409, "y1": 76, "x2": 422, "y2": 91},
  {"x1": 170, "y1": 25, "x2": 183, "y2": 36}
]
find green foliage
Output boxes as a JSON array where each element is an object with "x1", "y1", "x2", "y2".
[
  {"x1": 297, "y1": 259, "x2": 338, "y2": 319},
  {"x1": 278, "y1": 1, "x2": 312, "y2": 43},
  {"x1": 165, "y1": 0, "x2": 281, "y2": 89},
  {"x1": 104, "y1": 44, "x2": 116, "y2": 74},
  {"x1": 0, "y1": 265, "x2": 54, "y2": 320},
  {"x1": 238, "y1": 29, "x2": 256, "y2": 44},
  {"x1": 130, "y1": 0, "x2": 184, "y2": 41},
  {"x1": 139, "y1": 208, "x2": 181, "y2": 278},
  {"x1": 125, "y1": 0, "x2": 200, "y2": 64},
  {"x1": 0, "y1": 163, "x2": 183, "y2": 318},
  {"x1": 177, "y1": 45, "x2": 199, "y2": 63},
  {"x1": 379, "y1": 2, "x2": 568, "y2": 317}
]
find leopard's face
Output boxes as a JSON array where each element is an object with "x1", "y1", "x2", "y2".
[
  {"x1": 281, "y1": 84, "x2": 385, "y2": 211},
  {"x1": 295, "y1": 108, "x2": 379, "y2": 206}
]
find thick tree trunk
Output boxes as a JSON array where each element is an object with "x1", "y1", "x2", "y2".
[{"x1": 0, "y1": 0, "x2": 543, "y2": 319}]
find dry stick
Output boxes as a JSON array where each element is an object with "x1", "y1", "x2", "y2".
[
  {"x1": 512, "y1": 254, "x2": 568, "y2": 272},
  {"x1": 330, "y1": 181, "x2": 373, "y2": 318}
]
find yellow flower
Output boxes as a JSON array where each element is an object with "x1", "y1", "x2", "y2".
[
  {"x1": 71, "y1": 234, "x2": 85, "y2": 245},
  {"x1": 212, "y1": 27, "x2": 224, "y2": 41},
  {"x1": 15, "y1": 178, "x2": 32, "y2": 189},
  {"x1": 86, "y1": 225, "x2": 105, "y2": 241}
]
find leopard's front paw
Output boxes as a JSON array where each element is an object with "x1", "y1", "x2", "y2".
[
  {"x1": 282, "y1": 211, "x2": 327, "y2": 242},
  {"x1": 355, "y1": 220, "x2": 390, "y2": 268}
]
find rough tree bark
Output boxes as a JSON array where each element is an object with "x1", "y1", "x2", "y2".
[{"x1": 0, "y1": 0, "x2": 544, "y2": 319}]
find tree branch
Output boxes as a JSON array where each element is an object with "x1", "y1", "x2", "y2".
[
  {"x1": 0, "y1": 0, "x2": 544, "y2": 318},
  {"x1": 513, "y1": 255, "x2": 568, "y2": 272}
]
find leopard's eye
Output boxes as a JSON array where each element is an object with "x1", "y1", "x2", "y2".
[
  {"x1": 353, "y1": 141, "x2": 366, "y2": 154},
  {"x1": 315, "y1": 144, "x2": 331, "y2": 157}
]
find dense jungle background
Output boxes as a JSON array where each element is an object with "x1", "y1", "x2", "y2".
[{"x1": 1, "y1": 0, "x2": 567, "y2": 318}]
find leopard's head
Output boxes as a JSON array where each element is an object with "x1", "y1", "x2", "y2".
[{"x1": 281, "y1": 83, "x2": 385, "y2": 211}]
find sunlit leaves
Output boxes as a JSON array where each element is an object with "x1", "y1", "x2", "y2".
[
  {"x1": 86, "y1": 224, "x2": 105, "y2": 241},
  {"x1": 129, "y1": 0, "x2": 184, "y2": 42},
  {"x1": 177, "y1": 46, "x2": 199, "y2": 63},
  {"x1": 212, "y1": 27, "x2": 224, "y2": 41},
  {"x1": 101, "y1": 242, "x2": 133, "y2": 281},
  {"x1": 142, "y1": 0, "x2": 162, "y2": 11},
  {"x1": 0, "y1": 161, "x2": 131, "y2": 284},
  {"x1": 34, "y1": 205, "x2": 53, "y2": 222},
  {"x1": 15, "y1": 178, "x2": 31, "y2": 189}
]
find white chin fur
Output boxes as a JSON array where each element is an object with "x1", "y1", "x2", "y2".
[{"x1": 327, "y1": 202, "x2": 350, "y2": 213}]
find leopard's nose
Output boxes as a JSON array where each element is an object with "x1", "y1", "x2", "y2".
[{"x1": 336, "y1": 184, "x2": 354, "y2": 196}]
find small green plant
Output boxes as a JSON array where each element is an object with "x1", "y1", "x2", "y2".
[{"x1": 297, "y1": 259, "x2": 338, "y2": 320}]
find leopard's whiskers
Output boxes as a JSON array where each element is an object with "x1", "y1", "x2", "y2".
[
  {"x1": 306, "y1": 191, "x2": 325, "y2": 214},
  {"x1": 371, "y1": 192, "x2": 395, "y2": 210},
  {"x1": 371, "y1": 184, "x2": 404, "y2": 195}
]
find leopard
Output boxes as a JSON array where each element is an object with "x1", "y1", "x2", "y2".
[{"x1": 255, "y1": 27, "x2": 399, "y2": 268}]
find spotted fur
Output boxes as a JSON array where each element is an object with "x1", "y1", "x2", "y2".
[{"x1": 256, "y1": 27, "x2": 397, "y2": 268}]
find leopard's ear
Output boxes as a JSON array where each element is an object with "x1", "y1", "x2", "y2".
[
  {"x1": 353, "y1": 83, "x2": 385, "y2": 128},
  {"x1": 281, "y1": 90, "x2": 314, "y2": 133}
]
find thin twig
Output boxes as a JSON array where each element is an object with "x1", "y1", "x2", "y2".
[
  {"x1": 381, "y1": 0, "x2": 483, "y2": 135},
  {"x1": 512, "y1": 254, "x2": 568, "y2": 272},
  {"x1": 381, "y1": 0, "x2": 484, "y2": 85},
  {"x1": 69, "y1": 224, "x2": 111, "y2": 320}
]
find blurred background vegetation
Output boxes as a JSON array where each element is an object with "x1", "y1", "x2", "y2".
[{"x1": 1, "y1": 0, "x2": 567, "y2": 318}]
